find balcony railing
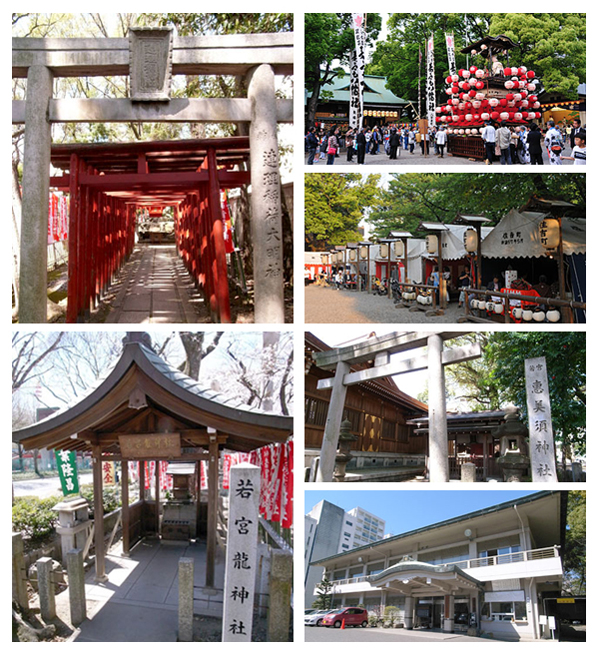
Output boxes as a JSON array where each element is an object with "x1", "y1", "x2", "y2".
[{"x1": 324, "y1": 546, "x2": 560, "y2": 590}]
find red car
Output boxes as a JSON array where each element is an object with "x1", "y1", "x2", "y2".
[{"x1": 321, "y1": 607, "x2": 369, "y2": 628}]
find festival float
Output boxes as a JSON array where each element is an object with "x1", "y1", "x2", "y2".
[{"x1": 436, "y1": 35, "x2": 542, "y2": 160}]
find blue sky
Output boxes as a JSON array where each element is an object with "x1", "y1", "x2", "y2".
[{"x1": 305, "y1": 490, "x2": 540, "y2": 537}]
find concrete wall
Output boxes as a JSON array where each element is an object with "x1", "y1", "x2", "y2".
[{"x1": 304, "y1": 500, "x2": 346, "y2": 608}]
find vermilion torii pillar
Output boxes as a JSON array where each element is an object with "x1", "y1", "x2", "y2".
[{"x1": 314, "y1": 331, "x2": 481, "y2": 483}]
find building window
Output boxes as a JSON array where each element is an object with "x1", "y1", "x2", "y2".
[
  {"x1": 382, "y1": 419, "x2": 396, "y2": 440},
  {"x1": 305, "y1": 396, "x2": 329, "y2": 426},
  {"x1": 346, "y1": 408, "x2": 362, "y2": 433},
  {"x1": 481, "y1": 602, "x2": 527, "y2": 622}
]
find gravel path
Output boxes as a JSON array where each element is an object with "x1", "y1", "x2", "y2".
[{"x1": 305, "y1": 284, "x2": 464, "y2": 323}]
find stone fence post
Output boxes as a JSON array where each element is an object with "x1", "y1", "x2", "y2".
[
  {"x1": 266, "y1": 550, "x2": 292, "y2": 641},
  {"x1": 36, "y1": 557, "x2": 56, "y2": 622},
  {"x1": 66, "y1": 548, "x2": 86, "y2": 626},
  {"x1": 12, "y1": 532, "x2": 29, "y2": 610},
  {"x1": 222, "y1": 463, "x2": 260, "y2": 642},
  {"x1": 178, "y1": 557, "x2": 194, "y2": 642}
]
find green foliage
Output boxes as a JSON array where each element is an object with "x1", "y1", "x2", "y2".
[
  {"x1": 79, "y1": 483, "x2": 121, "y2": 516},
  {"x1": 489, "y1": 14, "x2": 585, "y2": 98},
  {"x1": 563, "y1": 491, "x2": 585, "y2": 594},
  {"x1": 368, "y1": 13, "x2": 585, "y2": 108},
  {"x1": 312, "y1": 576, "x2": 333, "y2": 610},
  {"x1": 368, "y1": 14, "x2": 492, "y2": 108},
  {"x1": 305, "y1": 173, "x2": 381, "y2": 249},
  {"x1": 12, "y1": 495, "x2": 61, "y2": 540},
  {"x1": 305, "y1": 14, "x2": 381, "y2": 124},
  {"x1": 445, "y1": 332, "x2": 586, "y2": 457},
  {"x1": 368, "y1": 173, "x2": 585, "y2": 238}
]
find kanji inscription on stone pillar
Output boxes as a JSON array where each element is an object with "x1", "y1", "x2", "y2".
[
  {"x1": 223, "y1": 463, "x2": 261, "y2": 642},
  {"x1": 129, "y1": 27, "x2": 173, "y2": 101},
  {"x1": 525, "y1": 357, "x2": 558, "y2": 482}
]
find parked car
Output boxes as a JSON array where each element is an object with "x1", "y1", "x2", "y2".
[
  {"x1": 304, "y1": 609, "x2": 332, "y2": 626},
  {"x1": 321, "y1": 607, "x2": 369, "y2": 628}
]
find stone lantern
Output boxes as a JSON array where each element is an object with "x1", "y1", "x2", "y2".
[
  {"x1": 491, "y1": 405, "x2": 530, "y2": 482},
  {"x1": 333, "y1": 418, "x2": 357, "y2": 482},
  {"x1": 52, "y1": 496, "x2": 92, "y2": 565}
]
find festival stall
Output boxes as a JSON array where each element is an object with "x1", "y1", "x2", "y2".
[
  {"x1": 477, "y1": 209, "x2": 586, "y2": 322},
  {"x1": 436, "y1": 35, "x2": 542, "y2": 159}
]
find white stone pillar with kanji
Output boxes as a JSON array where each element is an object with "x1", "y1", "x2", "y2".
[
  {"x1": 525, "y1": 356, "x2": 558, "y2": 482},
  {"x1": 222, "y1": 463, "x2": 261, "y2": 642}
]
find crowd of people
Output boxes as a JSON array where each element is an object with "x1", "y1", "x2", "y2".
[{"x1": 305, "y1": 118, "x2": 585, "y2": 166}]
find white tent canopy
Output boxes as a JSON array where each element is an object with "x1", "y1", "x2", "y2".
[{"x1": 481, "y1": 209, "x2": 586, "y2": 259}]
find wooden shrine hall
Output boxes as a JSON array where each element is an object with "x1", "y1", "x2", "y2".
[
  {"x1": 50, "y1": 137, "x2": 251, "y2": 324},
  {"x1": 12, "y1": 333, "x2": 293, "y2": 586}
]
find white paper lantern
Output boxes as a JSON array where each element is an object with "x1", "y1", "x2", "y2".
[
  {"x1": 513, "y1": 307, "x2": 523, "y2": 320},
  {"x1": 463, "y1": 228, "x2": 478, "y2": 252},
  {"x1": 489, "y1": 98, "x2": 499, "y2": 107},
  {"x1": 494, "y1": 303, "x2": 504, "y2": 314},
  {"x1": 522, "y1": 309, "x2": 533, "y2": 321},
  {"x1": 481, "y1": 113, "x2": 490, "y2": 121},
  {"x1": 379, "y1": 243, "x2": 389, "y2": 259},
  {"x1": 359, "y1": 246, "x2": 368, "y2": 259},
  {"x1": 426, "y1": 235, "x2": 438, "y2": 253},
  {"x1": 475, "y1": 69, "x2": 485, "y2": 78},
  {"x1": 393, "y1": 240, "x2": 404, "y2": 258},
  {"x1": 547, "y1": 309, "x2": 561, "y2": 323},
  {"x1": 349, "y1": 249, "x2": 357, "y2": 261},
  {"x1": 539, "y1": 218, "x2": 560, "y2": 249},
  {"x1": 533, "y1": 310, "x2": 546, "y2": 322}
]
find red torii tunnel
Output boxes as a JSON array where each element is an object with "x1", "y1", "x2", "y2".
[{"x1": 50, "y1": 137, "x2": 251, "y2": 323}]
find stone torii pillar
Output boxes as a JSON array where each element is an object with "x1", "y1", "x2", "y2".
[
  {"x1": 19, "y1": 65, "x2": 54, "y2": 323},
  {"x1": 314, "y1": 331, "x2": 481, "y2": 482},
  {"x1": 247, "y1": 64, "x2": 285, "y2": 323}
]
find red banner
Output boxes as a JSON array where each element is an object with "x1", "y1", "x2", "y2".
[
  {"x1": 220, "y1": 190, "x2": 235, "y2": 254},
  {"x1": 48, "y1": 193, "x2": 68, "y2": 244}
]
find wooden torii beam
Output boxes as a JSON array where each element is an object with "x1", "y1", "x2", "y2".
[{"x1": 313, "y1": 331, "x2": 481, "y2": 483}]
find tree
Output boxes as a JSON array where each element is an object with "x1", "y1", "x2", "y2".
[
  {"x1": 178, "y1": 332, "x2": 223, "y2": 380},
  {"x1": 563, "y1": 491, "x2": 585, "y2": 595},
  {"x1": 305, "y1": 173, "x2": 381, "y2": 250},
  {"x1": 443, "y1": 332, "x2": 586, "y2": 459},
  {"x1": 488, "y1": 14, "x2": 586, "y2": 99},
  {"x1": 368, "y1": 173, "x2": 585, "y2": 239},
  {"x1": 368, "y1": 14, "x2": 492, "y2": 112},
  {"x1": 222, "y1": 332, "x2": 293, "y2": 415},
  {"x1": 312, "y1": 576, "x2": 333, "y2": 610},
  {"x1": 367, "y1": 14, "x2": 585, "y2": 111},
  {"x1": 305, "y1": 13, "x2": 381, "y2": 126}
]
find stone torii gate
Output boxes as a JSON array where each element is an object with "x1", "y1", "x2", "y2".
[
  {"x1": 313, "y1": 331, "x2": 481, "y2": 483},
  {"x1": 12, "y1": 27, "x2": 293, "y2": 323}
]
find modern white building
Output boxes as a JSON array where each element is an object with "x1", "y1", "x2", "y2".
[
  {"x1": 309, "y1": 491, "x2": 565, "y2": 640},
  {"x1": 305, "y1": 500, "x2": 386, "y2": 607}
]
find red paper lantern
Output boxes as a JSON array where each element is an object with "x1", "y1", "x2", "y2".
[
  {"x1": 506, "y1": 93, "x2": 514, "y2": 101},
  {"x1": 475, "y1": 81, "x2": 484, "y2": 89},
  {"x1": 491, "y1": 111, "x2": 499, "y2": 120},
  {"x1": 503, "y1": 67, "x2": 512, "y2": 76},
  {"x1": 526, "y1": 70, "x2": 535, "y2": 79},
  {"x1": 469, "y1": 65, "x2": 477, "y2": 73}
]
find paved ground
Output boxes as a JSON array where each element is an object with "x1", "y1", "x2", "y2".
[
  {"x1": 13, "y1": 473, "x2": 93, "y2": 498},
  {"x1": 305, "y1": 284, "x2": 464, "y2": 323},
  {"x1": 305, "y1": 626, "x2": 492, "y2": 642},
  {"x1": 59, "y1": 538, "x2": 225, "y2": 642},
  {"x1": 306, "y1": 146, "x2": 552, "y2": 166},
  {"x1": 105, "y1": 243, "x2": 209, "y2": 323}
]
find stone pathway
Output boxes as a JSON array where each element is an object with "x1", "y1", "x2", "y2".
[
  {"x1": 66, "y1": 538, "x2": 225, "y2": 642},
  {"x1": 305, "y1": 284, "x2": 464, "y2": 324},
  {"x1": 105, "y1": 243, "x2": 209, "y2": 324}
]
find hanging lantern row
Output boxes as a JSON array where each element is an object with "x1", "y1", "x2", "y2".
[
  {"x1": 437, "y1": 66, "x2": 541, "y2": 127},
  {"x1": 469, "y1": 298, "x2": 561, "y2": 323},
  {"x1": 364, "y1": 110, "x2": 398, "y2": 118}
]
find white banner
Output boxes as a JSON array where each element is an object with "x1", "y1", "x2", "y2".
[
  {"x1": 426, "y1": 34, "x2": 436, "y2": 129},
  {"x1": 350, "y1": 13, "x2": 366, "y2": 130},
  {"x1": 445, "y1": 32, "x2": 456, "y2": 76}
]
